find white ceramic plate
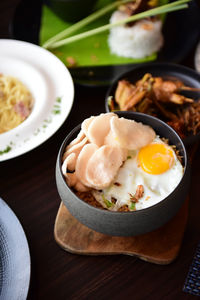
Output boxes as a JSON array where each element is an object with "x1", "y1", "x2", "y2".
[
  {"x1": 0, "y1": 39, "x2": 74, "y2": 161},
  {"x1": 0, "y1": 197, "x2": 30, "y2": 300}
]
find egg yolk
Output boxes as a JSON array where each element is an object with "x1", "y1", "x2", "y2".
[{"x1": 138, "y1": 143, "x2": 174, "y2": 175}]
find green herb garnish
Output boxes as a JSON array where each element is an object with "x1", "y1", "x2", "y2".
[
  {"x1": 107, "y1": 96, "x2": 113, "y2": 106},
  {"x1": 130, "y1": 202, "x2": 136, "y2": 211},
  {"x1": 102, "y1": 194, "x2": 113, "y2": 208},
  {"x1": 56, "y1": 97, "x2": 62, "y2": 103},
  {"x1": 53, "y1": 110, "x2": 61, "y2": 114},
  {"x1": 0, "y1": 146, "x2": 12, "y2": 155}
]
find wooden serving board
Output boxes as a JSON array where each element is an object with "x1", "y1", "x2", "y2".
[
  {"x1": 54, "y1": 145, "x2": 197, "y2": 265},
  {"x1": 54, "y1": 198, "x2": 188, "y2": 265}
]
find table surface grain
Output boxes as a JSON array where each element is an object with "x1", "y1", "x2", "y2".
[{"x1": 0, "y1": 0, "x2": 200, "y2": 299}]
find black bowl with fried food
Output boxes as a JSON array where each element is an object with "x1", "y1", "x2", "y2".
[
  {"x1": 56, "y1": 111, "x2": 190, "y2": 237},
  {"x1": 105, "y1": 63, "x2": 200, "y2": 146}
]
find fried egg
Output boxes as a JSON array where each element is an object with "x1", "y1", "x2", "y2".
[{"x1": 92, "y1": 137, "x2": 184, "y2": 211}]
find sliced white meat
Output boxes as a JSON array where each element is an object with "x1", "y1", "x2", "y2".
[
  {"x1": 81, "y1": 116, "x2": 95, "y2": 136},
  {"x1": 62, "y1": 153, "x2": 77, "y2": 187},
  {"x1": 63, "y1": 136, "x2": 88, "y2": 169},
  {"x1": 76, "y1": 143, "x2": 99, "y2": 186},
  {"x1": 87, "y1": 112, "x2": 116, "y2": 146},
  {"x1": 74, "y1": 181, "x2": 90, "y2": 192},
  {"x1": 62, "y1": 152, "x2": 76, "y2": 174},
  {"x1": 62, "y1": 153, "x2": 89, "y2": 191},
  {"x1": 65, "y1": 172, "x2": 89, "y2": 192},
  {"x1": 105, "y1": 116, "x2": 155, "y2": 150},
  {"x1": 86, "y1": 145, "x2": 126, "y2": 189},
  {"x1": 65, "y1": 172, "x2": 77, "y2": 188},
  {"x1": 66, "y1": 130, "x2": 86, "y2": 150}
]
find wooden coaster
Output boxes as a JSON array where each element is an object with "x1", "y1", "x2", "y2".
[{"x1": 54, "y1": 198, "x2": 189, "y2": 265}]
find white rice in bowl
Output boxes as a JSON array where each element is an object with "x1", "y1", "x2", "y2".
[{"x1": 108, "y1": 10, "x2": 164, "y2": 59}]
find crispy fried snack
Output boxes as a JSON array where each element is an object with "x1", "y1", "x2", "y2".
[{"x1": 112, "y1": 73, "x2": 200, "y2": 138}]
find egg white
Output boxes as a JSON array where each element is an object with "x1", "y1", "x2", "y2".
[{"x1": 92, "y1": 137, "x2": 184, "y2": 211}]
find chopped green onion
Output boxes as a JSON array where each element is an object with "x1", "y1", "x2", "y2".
[
  {"x1": 130, "y1": 202, "x2": 136, "y2": 211},
  {"x1": 53, "y1": 110, "x2": 61, "y2": 114},
  {"x1": 107, "y1": 96, "x2": 113, "y2": 105},
  {"x1": 107, "y1": 96, "x2": 114, "y2": 110},
  {"x1": 102, "y1": 194, "x2": 113, "y2": 208},
  {"x1": 0, "y1": 146, "x2": 12, "y2": 155},
  {"x1": 44, "y1": 0, "x2": 190, "y2": 49},
  {"x1": 56, "y1": 97, "x2": 62, "y2": 103}
]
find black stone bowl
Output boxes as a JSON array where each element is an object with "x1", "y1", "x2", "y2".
[
  {"x1": 105, "y1": 62, "x2": 200, "y2": 147},
  {"x1": 56, "y1": 111, "x2": 190, "y2": 236}
]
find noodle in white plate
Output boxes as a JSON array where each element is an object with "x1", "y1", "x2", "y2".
[{"x1": 0, "y1": 74, "x2": 34, "y2": 134}]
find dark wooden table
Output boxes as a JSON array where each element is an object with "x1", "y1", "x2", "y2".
[{"x1": 1, "y1": 0, "x2": 200, "y2": 299}]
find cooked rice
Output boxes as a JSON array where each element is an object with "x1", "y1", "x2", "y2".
[{"x1": 108, "y1": 10, "x2": 164, "y2": 59}]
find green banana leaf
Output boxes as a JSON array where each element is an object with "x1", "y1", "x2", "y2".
[{"x1": 40, "y1": 0, "x2": 169, "y2": 68}]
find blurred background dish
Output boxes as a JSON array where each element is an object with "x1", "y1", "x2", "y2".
[
  {"x1": 105, "y1": 62, "x2": 200, "y2": 146},
  {"x1": 46, "y1": 0, "x2": 98, "y2": 22},
  {"x1": 11, "y1": 0, "x2": 200, "y2": 86},
  {"x1": 0, "y1": 39, "x2": 74, "y2": 162},
  {"x1": 0, "y1": 197, "x2": 30, "y2": 300}
]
